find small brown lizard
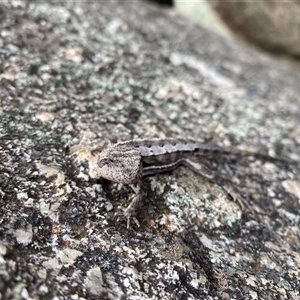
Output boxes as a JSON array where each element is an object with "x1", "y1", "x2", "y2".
[{"x1": 94, "y1": 138, "x2": 283, "y2": 227}]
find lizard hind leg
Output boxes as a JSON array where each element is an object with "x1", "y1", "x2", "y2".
[{"x1": 181, "y1": 158, "x2": 255, "y2": 215}]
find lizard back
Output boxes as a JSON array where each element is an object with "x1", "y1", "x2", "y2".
[{"x1": 126, "y1": 138, "x2": 225, "y2": 156}]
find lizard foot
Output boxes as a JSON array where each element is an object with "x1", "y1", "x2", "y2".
[
  {"x1": 116, "y1": 194, "x2": 142, "y2": 228},
  {"x1": 222, "y1": 183, "x2": 255, "y2": 216}
]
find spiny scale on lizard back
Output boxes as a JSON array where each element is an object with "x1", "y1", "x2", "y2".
[
  {"x1": 127, "y1": 139, "x2": 201, "y2": 156},
  {"x1": 114, "y1": 139, "x2": 228, "y2": 157}
]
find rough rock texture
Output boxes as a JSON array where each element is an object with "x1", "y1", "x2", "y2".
[
  {"x1": 209, "y1": 0, "x2": 300, "y2": 57},
  {"x1": 0, "y1": 1, "x2": 300, "y2": 299}
]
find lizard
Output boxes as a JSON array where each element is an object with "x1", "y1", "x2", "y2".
[{"x1": 92, "y1": 138, "x2": 285, "y2": 228}]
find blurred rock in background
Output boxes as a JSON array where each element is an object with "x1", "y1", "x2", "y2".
[
  {"x1": 175, "y1": 0, "x2": 300, "y2": 58},
  {"x1": 175, "y1": 0, "x2": 233, "y2": 38}
]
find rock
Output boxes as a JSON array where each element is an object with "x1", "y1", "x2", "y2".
[
  {"x1": 0, "y1": 0, "x2": 299, "y2": 299},
  {"x1": 209, "y1": 0, "x2": 300, "y2": 57}
]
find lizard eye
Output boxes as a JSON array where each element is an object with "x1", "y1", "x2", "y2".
[{"x1": 98, "y1": 158, "x2": 109, "y2": 168}]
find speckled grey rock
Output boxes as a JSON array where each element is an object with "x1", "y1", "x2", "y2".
[{"x1": 0, "y1": 1, "x2": 300, "y2": 299}]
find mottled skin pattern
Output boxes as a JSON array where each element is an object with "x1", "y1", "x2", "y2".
[{"x1": 96, "y1": 138, "x2": 282, "y2": 227}]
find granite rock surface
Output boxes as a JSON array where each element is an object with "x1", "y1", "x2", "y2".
[{"x1": 0, "y1": 1, "x2": 300, "y2": 299}]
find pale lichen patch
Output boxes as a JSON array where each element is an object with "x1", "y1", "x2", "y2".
[
  {"x1": 14, "y1": 224, "x2": 33, "y2": 246},
  {"x1": 42, "y1": 257, "x2": 61, "y2": 272},
  {"x1": 36, "y1": 163, "x2": 65, "y2": 186},
  {"x1": 282, "y1": 180, "x2": 300, "y2": 199},
  {"x1": 0, "y1": 242, "x2": 7, "y2": 258},
  {"x1": 39, "y1": 199, "x2": 61, "y2": 222},
  {"x1": 84, "y1": 267, "x2": 105, "y2": 296},
  {"x1": 57, "y1": 248, "x2": 83, "y2": 266},
  {"x1": 36, "y1": 112, "x2": 55, "y2": 122}
]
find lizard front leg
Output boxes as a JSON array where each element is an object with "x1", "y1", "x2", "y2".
[{"x1": 117, "y1": 181, "x2": 143, "y2": 228}]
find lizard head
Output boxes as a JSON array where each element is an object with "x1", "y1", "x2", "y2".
[{"x1": 97, "y1": 146, "x2": 142, "y2": 184}]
